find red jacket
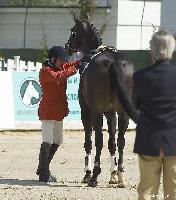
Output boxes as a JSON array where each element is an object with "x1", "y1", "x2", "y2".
[{"x1": 38, "y1": 60, "x2": 79, "y2": 120}]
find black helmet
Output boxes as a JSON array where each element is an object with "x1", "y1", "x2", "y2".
[{"x1": 48, "y1": 46, "x2": 68, "y2": 61}]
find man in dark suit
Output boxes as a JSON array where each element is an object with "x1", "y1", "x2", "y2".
[{"x1": 133, "y1": 29, "x2": 176, "y2": 200}]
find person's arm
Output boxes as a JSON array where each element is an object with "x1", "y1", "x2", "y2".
[
  {"x1": 40, "y1": 61, "x2": 80, "y2": 83},
  {"x1": 62, "y1": 60, "x2": 80, "y2": 70}
]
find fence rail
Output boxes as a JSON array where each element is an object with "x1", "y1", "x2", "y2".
[{"x1": 0, "y1": 56, "x2": 42, "y2": 72}]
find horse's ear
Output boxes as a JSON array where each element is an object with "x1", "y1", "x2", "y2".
[
  {"x1": 84, "y1": 13, "x2": 91, "y2": 21},
  {"x1": 71, "y1": 10, "x2": 81, "y2": 23},
  {"x1": 74, "y1": 16, "x2": 81, "y2": 24}
]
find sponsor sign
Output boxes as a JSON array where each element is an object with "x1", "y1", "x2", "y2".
[
  {"x1": 0, "y1": 72, "x2": 15, "y2": 128},
  {"x1": 66, "y1": 73, "x2": 81, "y2": 120},
  {"x1": 13, "y1": 72, "x2": 41, "y2": 121},
  {"x1": 12, "y1": 72, "x2": 81, "y2": 121}
]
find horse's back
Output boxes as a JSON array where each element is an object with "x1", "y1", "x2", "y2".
[{"x1": 81, "y1": 51, "x2": 134, "y2": 113}]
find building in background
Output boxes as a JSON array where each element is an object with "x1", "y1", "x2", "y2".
[
  {"x1": 0, "y1": 0, "x2": 114, "y2": 49},
  {"x1": 160, "y1": 0, "x2": 176, "y2": 38},
  {"x1": 117, "y1": 0, "x2": 161, "y2": 50},
  {"x1": 2, "y1": 0, "x2": 176, "y2": 130},
  {"x1": 0, "y1": 0, "x2": 172, "y2": 51}
]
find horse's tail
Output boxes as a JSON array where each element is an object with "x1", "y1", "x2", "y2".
[{"x1": 111, "y1": 61, "x2": 138, "y2": 123}]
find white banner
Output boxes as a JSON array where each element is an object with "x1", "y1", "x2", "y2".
[
  {"x1": 0, "y1": 72, "x2": 15, "y2": 129},
  {"x1": 0, "y1": 72, "x2": 136, "y2": 130}
]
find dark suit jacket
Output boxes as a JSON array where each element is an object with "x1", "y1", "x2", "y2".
[{"x1": 133, "y1": 61, "x2": 176, "y2": 156}]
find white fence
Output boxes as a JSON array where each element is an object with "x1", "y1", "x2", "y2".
[
  {"x1": 0, "y1": 57, "x2": 136, "y2": 130},
  {"x1": 0, "y1": 56, "x2": 42, "y2": 72}
]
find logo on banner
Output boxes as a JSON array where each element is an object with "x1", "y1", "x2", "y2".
[{"x1": 19, "y1": 78, "x2": 41, "y2": 107}]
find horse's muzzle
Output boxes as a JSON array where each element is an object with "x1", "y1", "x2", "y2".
[{"x1": 65, "y1": 42, "x2": 70, "y2": 51}]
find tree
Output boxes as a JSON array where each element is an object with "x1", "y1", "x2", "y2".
[
  {"x1": 11, "y1": 0, "x2": 108, "y2": 35},
  {"x1": 37, "y1": 32, "x2": 49, "y2": 63},
  {"x1": 78, "y1": 0, "x2": 96, "y2": 20},
  {"x1": 74, "y1": 0, "x2": 108, "y2": 35}
]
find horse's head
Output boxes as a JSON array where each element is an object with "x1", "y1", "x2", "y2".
[
  {"x1": 22, "y1": 81, "x2": 39, "y2": 106},
  {"x1": 66, "y1": 17, "x2": 102, "y2": 52}
]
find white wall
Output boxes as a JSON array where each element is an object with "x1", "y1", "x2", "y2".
[
  {"x1": 0, "y1": 5, "x2": 116, "y2": 49},
  {"x1": 160, "y1": 0, "x2": 176, "y2": 35},
  {"x1": 0, "y1": 7, "x2": 77, "y2": 49},
  {"x1": 0, "y1": 72, "x2": 15, "y2": 129},
  {"x1": 0, "y1": 0, "x2": 161, "y2": 50},
  {"x1": 117, "y1": 0, "x2": 161, "y2": 50}
]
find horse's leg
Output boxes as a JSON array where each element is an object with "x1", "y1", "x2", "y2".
[
  {"x1": 78, "y1": 83, "x2": 93, "y2": 183},
  {"x1": 80, "y1": 104, "x2": 93, "y2": 183},
  {"x1": 104, "y1": 112, "x2": 118, "y2": 184},
  {"x1": 88, "y1": 113, "x2": 103, "y2": 187},
  {"x1": 117, "y1": 112, "x2": 129, "y2": 188}
]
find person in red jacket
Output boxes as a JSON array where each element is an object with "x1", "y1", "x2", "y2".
[{"x1": 36, "y1": 46, "x2": 79, "y2": 182}]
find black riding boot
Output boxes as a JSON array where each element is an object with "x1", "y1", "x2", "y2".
[
  {"x1": 37, "y1": 143, "x2": 59, "y2": 182},
  {"x1": 48, "y1": 143, "x2": 59, "y2": 164},
  {"x1": 37, "y1": 142, "x2": 51, "y2": 182},
  {"x1": 48, "y1": 143, "x2": 59, "y2": 182},
  {"x1": 36, "y1": 143, "x2": 59, "y2": 175}
]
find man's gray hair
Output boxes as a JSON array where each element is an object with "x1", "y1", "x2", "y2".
[{"x1": 150, "y1": 29, "x2": 175, "y2": 62}]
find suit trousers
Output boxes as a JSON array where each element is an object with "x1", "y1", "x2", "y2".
[
  {"x1": 41, "y1": 120, "x2": 63, "y2": 145},
  {"x1": 137, "y1": 152, "x2": 176, "y2": 200}
]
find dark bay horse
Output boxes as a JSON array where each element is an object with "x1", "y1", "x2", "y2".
[{"x1": 66, "y1": 17, "x2": 138, "y2": 187}]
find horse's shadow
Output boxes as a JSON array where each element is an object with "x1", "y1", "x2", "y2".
[
  {"x1": 0, "y1": 178, "x2": 46, "y2": 186},
  {"x1": 0, "y1": 178, "x2": 82, "y2": 188},
  {"x1": 0, "y1": 178, "x2": 125, "y2": 189}
]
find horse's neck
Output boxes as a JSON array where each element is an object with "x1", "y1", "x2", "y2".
[
  {"x1": 81, "y1": 45, "x2": 106, "y2": 56},
  {"x1": 81, "y1": 50, "x2": 96, "y2": 57},
  {"x1": 95, "y1": 45, "x2": 118, "y2": 53}
]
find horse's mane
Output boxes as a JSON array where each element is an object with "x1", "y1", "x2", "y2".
[
  {"x1": 88, "y1": 22, "x2": 102, "y2": 47},
  {"x1": 78, "y1": 19, "x2": 102, "y2": 50}
]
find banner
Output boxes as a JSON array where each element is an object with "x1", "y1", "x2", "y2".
[
  {"x1": 0, "y1": 72, "x2": 15, "y2": 129},
  {"x1": 66, "y1": 73, "x2": 81, "y2": 120},
  {"x1": 12, "y1": 72, "x2": 41, "y2": 121},
  {"x1": 0, "y1": 72, "x2": 135, "y2": 130},
  {"x1": 12, "y1": 72, "x2": 81, "y2": 121}
]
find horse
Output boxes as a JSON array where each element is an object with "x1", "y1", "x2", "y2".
[
  {"x1": 66, "y1": 17, "x2": 138, "y2": 187},
  {"x1": 22, "y1": 81, "x2": 40, "y2": 106}
]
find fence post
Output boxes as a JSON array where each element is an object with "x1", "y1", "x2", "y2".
[
  {"x1": 0, "y1": 58, "x2": 3, "y2": 71},
  {"x1": 19, "y1": 60, "x2": 27, "y2": 71},
  {"x1": 1, "y1": 59, "x2": 7, "y2": 71},
  {"x1": 7, "y1": 59, "x2": 16, "y2": 71},
  {"x1": 27, "y1": 61, "x2": 36, "y2": 71},
  {"x1": 14, "y1": 56, "x2": 20, "y2": 71},
  {"x1": 36, "y1": 62, "x2": 42, "y2": 72}
]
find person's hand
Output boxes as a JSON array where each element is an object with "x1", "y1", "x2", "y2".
[
  {"x1": 63, "y1": 60, "x2": 80, "y2": 70},
  {"x1": 74, "y1": 55, "x2": 92, "y2": 70},
  {"x1": 75, "y1": 62, "x2": 82, "y2": 70}
]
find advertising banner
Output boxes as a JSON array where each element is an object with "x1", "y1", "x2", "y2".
[
  {"x1": 12, "y1": 72, "x2": 41, "y2": 121},
  {"x1": 12, "y1": 72, "x2": 81, "y2": 121},
  {"x1": 0, "y1": 72, "x2": 15, "y2": 129},
  {"x1": 66, "y1": 73, "x2": 81, "y2": 120},
  {"x1": 0, "y1": 71, "x2": 135, "y2": 130}
]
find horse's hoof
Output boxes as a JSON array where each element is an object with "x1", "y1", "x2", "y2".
[
  {"x1": 118, "y1": 183, "x2": 126, "y2": 188},
  {"x1": 82, "y1": 170, "x2": 91, "y2": 183},
  {"x1": 82, "y1": 174, "x2": 91, "y2": 183},
  {"x1": 87, "y1": 178, "x2": 98, "y2": 187},
  {"x1": 109, "y1": 171, "x2": 118, "y2": 184},
  {"x1": 82, "y1": 176, "x2": 91, "y2": 183},
  {"x1": 118, "y1": 171, "x2": 126, "y2": 188}
]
